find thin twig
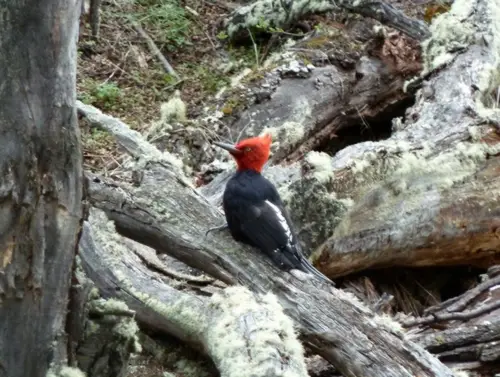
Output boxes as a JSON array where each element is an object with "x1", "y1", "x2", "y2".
[
  {"x1": 425, "y1": 275, "x2": 500, "y2": 315},
  {"x1": 403, "y1": 301, "x2": 500, "y2": 328},
  {"x1": 132, "y1": 21, "x2": 180, "y2": 80}
]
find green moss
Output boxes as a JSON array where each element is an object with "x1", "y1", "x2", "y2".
[
  {"x1": 304, "y1": 34, "x2": 332, "y2": 49},
  {"x1": 78, "y1": 80, "x2": 122, "y2": 110},
  {"x1": 221, "y1": 92, "x2": 249, "y2": 115},
  {"x1": 124, "y1": 0, "x2": 194, "y2": 51},
  {"x1": 180, "y1": 64, "x2": 230, "y2": 94},
  {"x1": 81, "y1": 127, "x2": 114, "y2": 153}
]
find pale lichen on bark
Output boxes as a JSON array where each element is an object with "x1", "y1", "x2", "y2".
[
  {"x1": 312, "y1": 0, "x2": 500, "y2": 276},
  {"x1": 81, "y1": 209, "x2": 309, "y2": 377},
  {"x1": 222, "y1": 0, "x2": 429, "y2": 41}
]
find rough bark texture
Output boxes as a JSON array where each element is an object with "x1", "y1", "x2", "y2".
[
  {"x1": 82, "y1": 157, "x2": 453, "y2": 377},
  {"x1": 311, "y1": 0, "x2": 500, "y2": 277},
  {"x1": 79, "y1": 209, "x2": 309, "y2": 377},
  {"x1": 0, "y1": 1, "x2": 83, "y2": 376}
]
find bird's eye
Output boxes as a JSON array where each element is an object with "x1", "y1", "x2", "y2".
[{"x1": 244, "y1": 147, "x2": 252, "y2": 153}]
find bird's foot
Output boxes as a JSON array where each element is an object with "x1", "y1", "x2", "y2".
[{"x1": 205, "y1": 223, "x2": 229, "y2": 238}]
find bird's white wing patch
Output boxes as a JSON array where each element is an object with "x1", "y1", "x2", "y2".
[{"x1": 264, "y1": 200, "x2": 293, "y2": 245}]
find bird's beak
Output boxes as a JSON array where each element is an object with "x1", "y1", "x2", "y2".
[{"x1": 213, "y1": 141, "x2": 242, "y2": 155}]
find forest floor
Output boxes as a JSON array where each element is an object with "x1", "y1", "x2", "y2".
[{"x1": 76, "y1": 0, "x2": 441, "y2": 173}]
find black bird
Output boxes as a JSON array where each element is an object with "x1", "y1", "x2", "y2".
[{"x1": 211, "y1": 133, "x2": 334, "y2": 285}]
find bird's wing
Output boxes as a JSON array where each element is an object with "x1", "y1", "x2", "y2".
[{"x1": 237, "y1": 199, "x2": 304, "y2": 270}]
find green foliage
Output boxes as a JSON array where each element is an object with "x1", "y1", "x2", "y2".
[
  {"x1": 216, "y1": 31, "x2": 228, "y2": 40},
  {"x1": 184, "y1": 64, "x2": 230, "y2": 93},
  {"x1": 133, "y1": 0, "x2": 193, "y2": 50},
  {"x1": 79, "y1": 80, "x2": 122, "y2": 110}
]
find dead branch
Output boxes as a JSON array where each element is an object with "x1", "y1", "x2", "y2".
[
  {"x1": 77, "y1": 100, "x2": 164, "y2": 160},
  {"x1": 222, "y1": 0, "x2": 429, "y2": 41},
  {"x1": 411, "y1": 317, "x2": 500, "y2": 357},
  {"x1": 403, "y1": 301, "x2": 500, "y2": 328},
  {"x1": 132, "y1": 22, "x2": 180, "y2": 80}
]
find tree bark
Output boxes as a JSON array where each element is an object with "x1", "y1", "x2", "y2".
[{"x1": 0, "y1": 1, "x2": 83, "y2": 376}]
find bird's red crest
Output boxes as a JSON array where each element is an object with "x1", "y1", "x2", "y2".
[{"x1": 232, "y1": 133, "x2": 272, "y2": 172}]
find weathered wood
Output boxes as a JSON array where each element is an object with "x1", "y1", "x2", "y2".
[
  {"x1": 84, "y1": 164, "x2": 454, "y2": 377},
  {"x1": 79, "y1": 209, "x2": 309, "y2": 377},
  {"x1": 0, "y1": 0, "x2": 83, "y2": 376},
  {"x1": 222, "y1": 0, "x2": 429, "y2": 41},
  {"x1": 71, "y1": 269, "x2": 141, "y2": 377},
  {"x1": 309, "y1": 0, "x2": 500, "y2": 277}
]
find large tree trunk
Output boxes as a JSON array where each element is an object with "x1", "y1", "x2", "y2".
[{"x1": 0, "y1": 1, "x2": 83, "y2": 376}]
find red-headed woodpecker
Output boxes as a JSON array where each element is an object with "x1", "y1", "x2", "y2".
[{"x1": 211, "y1": 133, "x2": 334, "y2": 285}]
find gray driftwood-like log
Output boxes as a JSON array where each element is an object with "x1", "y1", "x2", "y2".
[
  {"x1": 310, "y1": 0, "x2": 500, "y2": 277},
  {"x1": 222, "y1": 0, "x2": 429, "y2": 41},
  {"x1": 0, "y1": 1, "x2": 83, "y2": 376},
  {"x1": 79, "y1": 209, "x2": 309, "y2": 377}
]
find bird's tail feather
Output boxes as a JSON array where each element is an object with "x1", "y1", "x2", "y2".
[{"x1": 300, "y1": 257, "x2": 335, "y2": 285}]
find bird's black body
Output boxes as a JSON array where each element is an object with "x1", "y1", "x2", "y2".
[{"x1": 222, "y1": 170, "x2": 333, "y2": 284}]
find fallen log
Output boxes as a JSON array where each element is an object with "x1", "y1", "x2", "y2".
[
  {"x1": 83, "y1": 159, "x2": 454, "y2": 377},
  {"x1": 79, "y1": 208, "x2": 309, "y2": 377},
  {"x1": 307, "y1": 0, "x2": 500, "y2": 276},
  {"x1": 222, "y1": 0, "x2": 429, "y2": 41}
]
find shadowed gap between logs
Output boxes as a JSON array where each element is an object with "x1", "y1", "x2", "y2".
[
  {"x1": 315, "y1": 96, "x2": 415, "y2": 156},
  {"x1": 337, "y1": 265, "x2": 488, "y2": 317}
]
